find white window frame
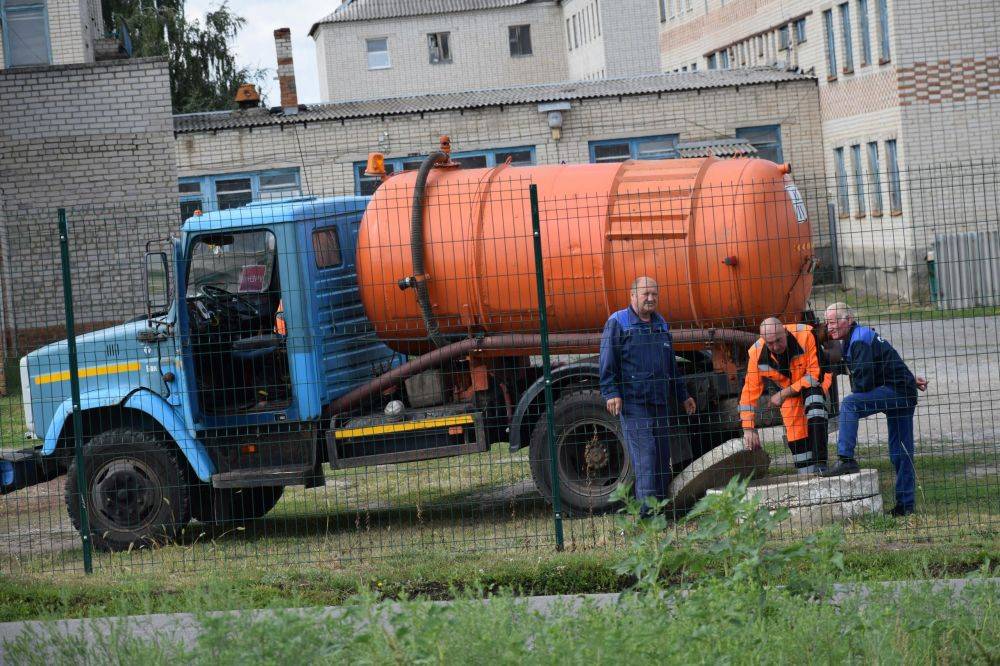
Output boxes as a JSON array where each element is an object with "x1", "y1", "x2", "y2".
[{"x1": 366, "y1": 37, "x2": 390, "y2": 70}]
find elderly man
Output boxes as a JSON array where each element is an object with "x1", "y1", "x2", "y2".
[
  {"x1": 600, "y1": 276, "x2": 697, "y2": 514},
  {"x1": 821, "y1": 303, "x2": 928, "y2": 516},
  {"x1": 740, "y1": 317, "x2": 832, "y2": 474}
]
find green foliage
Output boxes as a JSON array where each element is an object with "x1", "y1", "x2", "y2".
[
  {"x1": 612, "y1": 476, "x2": 845, "y2": 595},
  {"x1": 102, "y1": 0, "x2": 266, "y2": 113}
]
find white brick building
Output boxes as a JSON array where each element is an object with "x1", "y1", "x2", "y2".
[
  {"x1": 310, "y1": 0, "x2": 663, "y2": 103},
  {"x1": 657, "y1": 0, "x2": 1000, "y2": 299}
]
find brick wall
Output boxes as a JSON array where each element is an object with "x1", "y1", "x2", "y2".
[
  {"x1": 597, "y1": 0, "x2": 662, "y2": 78},
  {"x1": 314, "y1": 4, "x2": 569, "y2": 103},
  {"x1": 0, "y1": 0, "x2": 102, "y2": 68},
  {"x1": 0, "y1": 57, "x2": 177, "y2": 358}
]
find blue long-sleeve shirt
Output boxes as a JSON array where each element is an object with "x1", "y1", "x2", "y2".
[{"x1": 599, "y1": 307, "x2": 688, "y2": 415}]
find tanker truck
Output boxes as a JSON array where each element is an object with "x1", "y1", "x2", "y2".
[{"x1": 2, "y1": 146, "x2": 819, "y2": 550}]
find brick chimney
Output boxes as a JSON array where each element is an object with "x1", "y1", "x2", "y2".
[{"x1": 274, "y1": 27, "x2": 299, "y2": 114}]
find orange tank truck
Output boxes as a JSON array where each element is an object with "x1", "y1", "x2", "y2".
[
  {"x1": 330, "y1": 146, "x2": 825, "y2": 516},
  {"x1": 356, "y1": 156, "x2": 814, "y2": 348}
]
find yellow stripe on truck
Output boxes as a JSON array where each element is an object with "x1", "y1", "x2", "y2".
[
  {"x1": 34, "y1": 361, "x2": 142, "y2": 386},
  {"x1": 335, "y1": 414, "x2": 473, "y2": 440}
]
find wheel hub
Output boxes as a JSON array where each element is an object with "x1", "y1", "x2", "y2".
[{"x1": 92, "y1": 459, "x2": 160, "y2": 529}]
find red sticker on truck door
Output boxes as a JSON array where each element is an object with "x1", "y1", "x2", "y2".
[{"x1": 238, "y1": 265, "x2": 267, "y2": 292}]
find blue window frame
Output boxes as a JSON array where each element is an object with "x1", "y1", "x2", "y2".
[
  {"x1": 851, "y1": 144, "x2": 865, "y2": 216},
  {"x1": 1, "y1": 0, "x2": 51, "y2": 67},
  {"x1": 886, "y1": 139, "x2": 902, "y2": 213},
  {"x1": 588, "y1": 135, "x2": 679, "y2": 163},
  {"x1": 707, "y1": 52, "x2": 717, "y2": 69},
  {"x1": 866, "y1": 141, "x2": 883, "y2": 215},
  {"x1": 353, "y1": 146, "x2": 535, "y2": 196},
  {"x1": 823, "y1": 10, "x2": 837, "y2": 79},
  {"x1": 794, "y1": 17, "x2": 807, "y2": 44},
  {"x1": 178, "y1": 169, "x2": 301, "y2": 221},
  {"x1": 857, "y1": 0, "x2": 871, "y2": 65},
  {"x1": 834, "y1": 148, "x2": 849, "y2": 217},
  {"x1": 735, "y1": 125, "x2": 783, "y2": 163},
  {"x1": 876, "y1": 0, "x2": 890, "y2": 62},
  {"x1": 839, "y1": 3, "x2": 854, "y2": 74},
  {"x1": 719, "y1": 49, "x2": 730, "y2": 69}
]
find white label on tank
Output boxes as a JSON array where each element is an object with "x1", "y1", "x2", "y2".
[{"x1": 785, "y1": 184, "x2": 808, "y2": 223}]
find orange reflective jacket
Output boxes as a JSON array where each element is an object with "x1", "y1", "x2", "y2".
[{"x1": 274, "y1": 300, "x2": 286, "y2": 335}]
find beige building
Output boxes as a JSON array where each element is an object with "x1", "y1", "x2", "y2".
[
  {"x1": 658, "y1": 0, "x2": 1000, "y2": 300},
  {"x1": 310, "y1": 0, "x2": 663, "y2": 103}
]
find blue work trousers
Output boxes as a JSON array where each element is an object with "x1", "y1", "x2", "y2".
[
  {"x1": 838, "y1": 385, "x2": 917, "y2": 509},
  {"x1": 620, "y1": 404, "x2": 672, "y2": 513}
]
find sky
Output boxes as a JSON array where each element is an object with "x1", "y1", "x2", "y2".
[{"x1": 184, "y1": 0, "x2": 334, "y2": 106}]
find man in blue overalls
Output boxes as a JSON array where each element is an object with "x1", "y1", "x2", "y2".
[
  {"x1": 600, "y1": 276, "x2": 697, "y2": 515},
  {"x1": 821, "y1": 302, "x2": 929, "y2": 516}
]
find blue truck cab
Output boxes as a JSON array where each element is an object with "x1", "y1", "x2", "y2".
[{"x1": 5, "y1": 195, "x2": 484, "y2": 550}]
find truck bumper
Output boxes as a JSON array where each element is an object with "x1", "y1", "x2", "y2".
[{"x1": 0, "y1": 447, "x2": 63, "y2": 495}]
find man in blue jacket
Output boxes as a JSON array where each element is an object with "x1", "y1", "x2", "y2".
[
  {"x1": 821, "y1": 302, "x2": 928, "y2": 515},
  {"x1": 600, "y1": 276, "x2": 697, "y2": 514}
]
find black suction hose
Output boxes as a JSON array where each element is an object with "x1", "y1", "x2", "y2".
[{"x1": 409, "y1": 151, "x2": 448, "y2": 348}]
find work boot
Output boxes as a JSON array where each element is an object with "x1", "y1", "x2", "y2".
[
  {"x1": 819, "y1": 458, "x2": 860, "y2": 477},
  {"x1": 886, "y1": 504, "x2": 915, "y2": 517}
]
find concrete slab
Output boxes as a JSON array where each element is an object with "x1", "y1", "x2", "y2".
[
  {"x1": 668, "y1": 438, "x2": 770, "y2": 509},
  {"x1": 782, "y1": 494, "x2": 883, "y2": 529},
  {"x1": 706, "y1": 470, "x2": 881, "y2": 509}
]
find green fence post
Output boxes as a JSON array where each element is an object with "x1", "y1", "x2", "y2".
[
  {"x1": 529, "y1": 184, "x2": 564, "y2": 552},
  {"x1": 58, "y1": 209, "x2": 94, "y2": 574}
]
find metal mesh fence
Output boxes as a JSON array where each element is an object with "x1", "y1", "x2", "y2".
[{"x1": 1, "y1": 158, "x2": 997, "y2": 575}]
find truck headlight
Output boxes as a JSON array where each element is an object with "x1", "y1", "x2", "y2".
[{"x1": 19, "y1": 357, "x2": 35, "y2": 438}]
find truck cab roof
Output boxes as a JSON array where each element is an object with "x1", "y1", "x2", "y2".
[{"x1": 180, "y1": 195, "x2": 371, "y2": 233}]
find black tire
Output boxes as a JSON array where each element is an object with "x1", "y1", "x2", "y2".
[
  {"x1": 528, "y1": 390, "x2": 632, "y2": 515},
  {"x1": 191, "y1": 485, "x2": 284, "y2": 524},
  {"x1": 65, "y1": 428, "x2": 191, "y2": 552}
]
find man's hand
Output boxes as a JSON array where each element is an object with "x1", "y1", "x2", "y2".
[
  {"x1": 606, "y1": 397, "x2": 623, "y2": 416},
  {"x1": 916, "y1": 376, "x2": 929, "y2": 392},
  {"x1": 743, "y1": 429, "x2": 761, "y2": 451},
  {"x1": 683, "y1": 397, "x2": 697, "y2": 415},
  {"x1": 769, "y1": 388, "x2": 790, "y2": 408}
]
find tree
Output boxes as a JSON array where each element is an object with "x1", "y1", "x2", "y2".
[{"x1": 103, "y1": 1, "x2": 267, "y2": 113}]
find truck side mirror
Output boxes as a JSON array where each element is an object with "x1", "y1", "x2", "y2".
[{"x1": 143, "y1": 251, "x2": 170, "y2": 320}]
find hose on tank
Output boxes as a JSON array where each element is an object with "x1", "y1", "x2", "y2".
[{"x1": 406, "y1": 151, "x2": 448, "y2": 348}]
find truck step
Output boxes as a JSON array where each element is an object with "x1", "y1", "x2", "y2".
[{"x1": 212, "y1": 464, "x2": 314, "y2": 489}]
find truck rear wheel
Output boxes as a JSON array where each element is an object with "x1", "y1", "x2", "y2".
[
  {"x1": 65, "y1": 428, "x2": 191, "y2": 552},
  {"x1": 528, "y1": 390, "x2": 632, "y2": 515}
]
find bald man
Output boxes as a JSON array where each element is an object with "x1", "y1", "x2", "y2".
[
  {"x1": 739, "y1": 317, "x2": 833, "y2": 474},
  {"x1": 600, "y1": 276, "x2": 696, "y2": 515}
]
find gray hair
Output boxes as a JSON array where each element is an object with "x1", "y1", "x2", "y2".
[
  {"x1": 630, "y1": 276, "x2": 658, "y2": 293},
  {"x1": 759, "y1": 316, "x2": 784, "y2": 336},
  {"x1": 825, "y1": 302, "x2": 854, "y2": 321}
]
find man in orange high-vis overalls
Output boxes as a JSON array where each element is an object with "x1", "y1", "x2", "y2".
[{"x1": 739, "y1": 318, "x2": 832, "y2": 474}]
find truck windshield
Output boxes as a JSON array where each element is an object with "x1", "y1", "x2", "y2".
[{"x1": 187, "y1": 230, "x2": 277, "y2": 296}]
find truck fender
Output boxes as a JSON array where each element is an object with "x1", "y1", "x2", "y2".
[
  {"x1": 41, "y1": 389, "x2": 215, "y2": 483},
  {"x1": 508, "y1": 360, "x2": 600, "y2": 452}
]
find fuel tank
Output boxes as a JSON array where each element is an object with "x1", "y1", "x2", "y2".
[{"x1": 356, "y1": 157, "x2": 814, "y2": 351}]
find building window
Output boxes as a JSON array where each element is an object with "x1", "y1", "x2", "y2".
[
  {"x1": 834, "y1": 148, "x2": 849, "y2": 217},
  {"x1": 707, "y1": 53, "x2": 718, "y2": 69},
  {"x1": 867, "y1": 141, "x2": 883, "y2": 216},
  {"x1": 823, "y1": 10, "x2": 837, "y2": 80},
  {"x1": 572, "y1": 14, "x2": 579, "y2": 48},
  {"x1": 658, "y1": 0, "x2": 666, "y2": 21},
  {"x1": 595, "y1": 1, "x2": 601, "y2": 34},
  {"x1": 839, "y1": 3, "x2": 854, "y2": 73},
  {"x1": 1, "y1": 0, "x2": 50, "y2": 67},
  {"x1": 719, "y1": 49, "x2": 730, "y2": 69},
  {"x1": 509, "y1": 24, "x2": 532, "y2": 56},
  {"x1": 794, "y1": 17, "x2": 807, "y2": 44},
  {"x1": 366, "y1": 38, "x2": 390, "y2": 69},
  {"x1": 427, "y1": 32, "x2": 451, "y2": 64},
  {"x1": 566, "y1": 18, "x2": 572, "y2": 50},
  {"x1": 857, "y1": 0, "x2": 871, "y2": 65},
  {"x1": 876, "y1": 0, "x2": 890, "y2": 62},
  {"x1": 778, "y1": 25, "x2": 790, "y2": 51},
  {"x1": 736, "y1": 125, "x2": 783, "y2": 163},
  {"x1": 851, "y1": 144, "x2": 865, "y2": 217},
  {"x1": 886, "y1": 139, "x2": 902, "y2": 213},
  {"x1": 588, "y1": 135, "x2": 679, "y2": 163},
  {"x1": 178, "y1": 169, "x2": 301, "y2": 221},
  {"x1": 353, "y1": 147, "x2": 535, "y2": 196}
]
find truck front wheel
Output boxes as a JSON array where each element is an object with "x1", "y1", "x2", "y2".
[
  {"x1": 65, "y1": 428, "x2": 191, "y2": 552},
  {"x1": 528, "y1": 390, "x2": 632, "y2": 515}
]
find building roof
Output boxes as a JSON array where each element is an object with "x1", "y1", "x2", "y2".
[
  {"x1": 311, "y1": 0, "x2": 535, "y2": 34},
  {"x1": 677, "y1": 138, "x2": 757, "y2": 158},
  {"x1": 173, "y1": 68, "x2": 815, "y2": 134}
]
